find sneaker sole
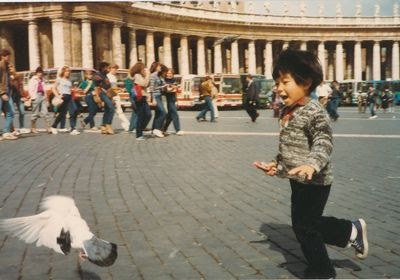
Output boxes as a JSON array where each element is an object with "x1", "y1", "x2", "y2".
[{"x1": 356, "y1": 218, "x2": 368, "y2": 259}]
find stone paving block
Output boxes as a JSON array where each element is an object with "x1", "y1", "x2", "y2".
[{"x1": 1, "y1": 110, "x2": 400, "y2": 279}]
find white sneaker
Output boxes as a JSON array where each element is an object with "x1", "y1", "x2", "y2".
[
  {"x1": 153, "y1": 129, "x2": 164, "y2": 138},
  {"x1": 136, "y1": 136, "x2": 145, "y2": 141},
  {"x1": 176, "y1": 130, "x2": 184, "y2": 136},
  {"x1": 3, "y1": 132, "x2": 18, "y2": 140},
  {"x1": 19, "y1": 128, "x2": 31, "y2": 134},
  {"x1": 12, "y1": 131, "x2": 21, "y2": 136},
  {"x1": 51, "y1": 127, "x2": 58, "y2": 135},
  {"x1": 369, "y1": 115, "x2": 378, "y2": 119},
  {"x1": 58, "y1": 128, "x2": 69, "y2": 132},
  {"x1": 70, "y1": 129, "x2": 81, "y2": 135}
]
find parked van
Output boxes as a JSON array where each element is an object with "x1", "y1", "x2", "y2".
[{"x1": 212, "y1": 74, "x2": 243, "y2": 107}]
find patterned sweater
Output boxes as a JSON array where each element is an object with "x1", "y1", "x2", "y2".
[{"x1": 274, "y1": 99, "x2": 333, "y2": 186}]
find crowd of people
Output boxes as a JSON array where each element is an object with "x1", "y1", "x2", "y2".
[{"x1": 0, "y1": 48, "x2": 185, "y2": 141}]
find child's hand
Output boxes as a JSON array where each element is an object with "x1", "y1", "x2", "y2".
[
  {"x1": 288, "y1": 165, "x2": 315, "y2": 180},
  {"x1": 253, "y1": 161, "x2": 277, "y2": 176}
]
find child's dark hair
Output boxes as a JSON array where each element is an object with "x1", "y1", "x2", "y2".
[{"x1": 272, "y1": 49, "x2": 323, "y2": 94}]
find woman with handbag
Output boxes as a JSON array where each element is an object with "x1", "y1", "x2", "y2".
[
  {"x1": 94, "y1": 62, "x2": 115, "y2": 135},
  {"x1": 130, "y1": 62, "x2": 150, "y2": 140},
  {"x1": 50, "y1": 66, "x2": 80, "y2": 135},
  {"x1": 79, "y1": 70, "x2": 98, "y2": 131},
  {"x1": 125, "y1": 71, "x2": 137, "y2": 133},
  {"x1": 162, "y1": 68, "x2": 183, "y2": 135},
  {"x1": 149, "y1": 62, "x2": 168, "y2": 138}
]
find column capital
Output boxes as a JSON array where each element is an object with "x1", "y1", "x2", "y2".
[
  {"x1": 81, "y1": 18, "x2": 91, "y2": 24},
  {"x1": 50, "y1": 16, "x2": 65, "y2": 23},
  {"x1": 112, "y1": 22, "x2": 123, "y2": 28}
]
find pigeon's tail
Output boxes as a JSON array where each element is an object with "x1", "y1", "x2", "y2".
[{"x1": 83, "y1": 236, "x2": 118, "y2": 267}]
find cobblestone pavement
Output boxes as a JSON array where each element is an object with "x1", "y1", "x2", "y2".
[{"x1": 0, "y1": 107, "x2": 399, "y2": 280}]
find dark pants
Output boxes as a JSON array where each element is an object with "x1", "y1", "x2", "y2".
[
  {"x1": 135, "y1": 97, "x2": 152, "y2": 138},
  {"x1": 52, "y1": 94, "x2": 73, "y2": 129},
  {"x1": 163, "y1": 94, "x2": 180, "y2": 132},
  {"x1": 245, "y1": 99, "x2": 258, "y2": 121},
  {"x1": 290, "y1": 180, "x2": 352, "y2": 278},
  {"x1": 327, "y1": 99, "x2": 340, "y2": 120},
  {"x1": 99, "y1": 92, "x2": 114, "y2": 125},
  {"x1": 152, "y1": 95, "x2": 167, "y2": 130},
  {"x1": 84, "y1": 94, "x2": 98, "y2": 128},
  {"x1": 197, "y1": 96, "x2": 215, "y2": 121}
]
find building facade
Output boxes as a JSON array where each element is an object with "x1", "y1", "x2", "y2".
[{"x1": 0, "y1": 1, "x2": 399, "y2": 81}]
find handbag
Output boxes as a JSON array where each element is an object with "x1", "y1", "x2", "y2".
[
  {"x1": 133, "y1": 84, "x2": 143, "y2": 101},
  {"x1": 51, "y1": 95, "x2": 63, "y2": 107},
  {"x1": 93, "y1": 93, "x2": 103, "y2": 107}
]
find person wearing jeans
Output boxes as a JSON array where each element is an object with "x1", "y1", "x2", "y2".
[
  {"x1": 51, "y1": 66, "x2": 80, "y2": 135},
  {"x1": 196, "y1": 76, "x2": 215, "y2": 122},
  {"x1": 94, "y1": 62, "x2": 114, "y2": 135},
  {"x1": 149, "y1": 62, "x2": 168, "y2": 138},
  {"x1": 0, "y1": 49, "x2": 17, "y2": 140},
  {"x1": 129, "y1": 62, "x2": 151, "y2": 140},
  {"x1": 29, "y1": 67, "x2": 50, "y2": 133},
  {"x1": 163, "y1": 69, "x2": 182, "y2": 135},
  {"x1": 367, "y1": 86, "x2": 378, "y2": 119},
  {"x1": 79, "y1": 70, "x2": 98, "y2": 130}
]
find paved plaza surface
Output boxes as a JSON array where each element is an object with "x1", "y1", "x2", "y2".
[{"x1": 0, "y1": 107, "x2": 399, "y2": 280}]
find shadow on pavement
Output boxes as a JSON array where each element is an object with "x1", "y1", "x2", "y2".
[
  {"x1": 251, "y1": 223, "x2": 361, "y2": 278},
  {"x1": 79, "y1": 270, "x2": 102, "y2": 280}
]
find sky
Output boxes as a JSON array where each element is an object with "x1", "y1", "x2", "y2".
[{"x1": 247, "y1": 0, "x2": 398, "y2": 17}]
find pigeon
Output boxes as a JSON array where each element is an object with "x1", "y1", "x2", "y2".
[
  {"x1": 0, "y1": 195, "x2": 117, "y2": 267},
  {"x1": 213, "y1": 35, "x2": 240, "y2": 47}
]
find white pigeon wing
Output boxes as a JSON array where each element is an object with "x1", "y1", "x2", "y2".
[
  {"x1": 0, "y1": 196, "x2": 92, "y2": 254},
  {"x1": 0, "y1": 211, "x2": 66, "y2": 254}
]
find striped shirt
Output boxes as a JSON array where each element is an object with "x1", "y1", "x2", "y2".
[{"x1": 275, "y1": 99, "x2": 333, "y2": 186}]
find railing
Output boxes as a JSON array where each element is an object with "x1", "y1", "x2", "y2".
[{"x1": 131, "y1": 2, "x2": 400, "y2": 26}]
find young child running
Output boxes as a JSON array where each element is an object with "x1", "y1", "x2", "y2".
[{"x1": 253, "y1": 49, "x2": 368, "y2": 279}]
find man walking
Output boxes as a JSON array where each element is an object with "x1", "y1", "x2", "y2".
[
  {"x1": 0, "y1": 49, "x2": 17, "y2": 140},
  {"x1": 367, "y1": 86, "x2": 378, "y2": 119},
  {"x1": 245, "y1": 75, "x2": 259, "y2": 122}
]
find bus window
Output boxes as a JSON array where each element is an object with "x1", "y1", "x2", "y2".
[{"x1": 221, "y1": 77, "x2": 241, "y2": 94}]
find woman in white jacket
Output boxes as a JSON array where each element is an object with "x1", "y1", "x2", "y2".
[{"x1": 28, "y1": 67, "x2": 50, "y2": 133}]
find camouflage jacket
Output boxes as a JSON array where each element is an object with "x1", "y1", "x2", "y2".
[{"x1": 275, "y1": 99, "x2": 333, "y2": 186}]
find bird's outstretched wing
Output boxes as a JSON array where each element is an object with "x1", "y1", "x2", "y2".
[{"x1": 0, "y1": 196, "x2": 92, "y2": 255}]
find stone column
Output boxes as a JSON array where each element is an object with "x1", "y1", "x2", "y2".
[
  {"x1": 112, "y1": 23, "x2": 123, "y2": 67},
  {"x1": 51, "y1": 18, "x2": 66, "y2": 67},
  {"x1": 128, "y1": 28, "x2": 138, "y2": 68},
  {"x1": 248, "y1": 40, "x2": 256, "y2": 74},
  {"x1": 327, "y1": 48, "x2": 334, "y2": 81},
  {"x1": 214, "y1": 41, "x2": 222, "y2": 73},
  {"x1": 373, "y1": 41, "x2": 381, "y2": 80},
  {"x1": 28, "y1": 20, "x2": 40, "y2": 70},
  {"x1": 81, "y1": 19, "x2": 94, "y2": 68},
  {"x1": 180, "y1": 35, "x2": 189, "y2": 75},
  {"x1": 197, "y1": 37, "x2": 206, "y2": 75},
  {"x1": 264, "y1": 41, "x2": 273, "y2": 79},
  {"x1": 71, "y1": 20, "x2": 82, "y2": 67},
  {"x1": 318, "y1": 41, "x2": 325, "y2": 79},
  {"x1": 392, "y1": 41, "x2": 399, "y2": 80},
  {"x1": 300, "y1": 41, "x2": 307, "y2": 51},
  {"x1": 163, "y1": 33, "x2": 172, "y2": 69},
  {"x1": 146, "y1": 31, "x2": 155, "y2": 68},
  {"x1": 354, "y1": 41, "x2": 362, "y2": 81},
  {"x1": 335, "y1": 41, "x2": 344, "y2": 81},
  {"x1": 231, "y1": 40, "x2": 239, "y2": 74}
]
